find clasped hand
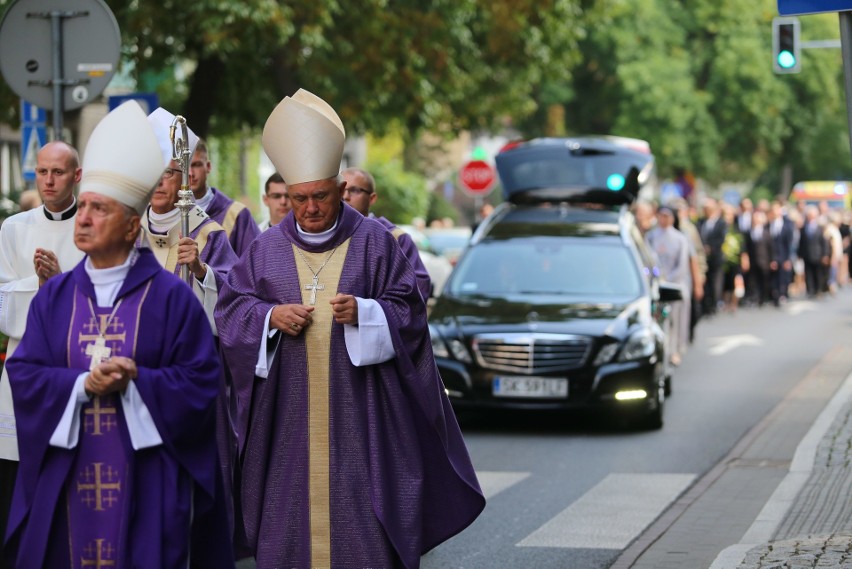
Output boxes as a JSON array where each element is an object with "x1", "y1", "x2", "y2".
[
  {"x1": 270, "y1": 293, "x2": 359, "y2": 336},
  {"x1": 85, "y1": 356, "x2": 137, "y2": 397},
  {"x1": 34, "y1": 248, "x2": 60, "y2": 286}
]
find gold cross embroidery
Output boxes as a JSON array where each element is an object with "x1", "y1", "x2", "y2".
[
  {"x1": 81, "y1": 538, "x2": 116, "y2": 568},
  {"x1": 83, "y1": 398, "x2": 117, "y2": 436},
  {"x1": 77, "y1": 463, "x2": 121, "y2": 511},
  {"x1": 79, "y1": 315, "x2": 126, "y2": 355}
]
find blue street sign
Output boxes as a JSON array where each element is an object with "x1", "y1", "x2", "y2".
[
  {"x1": 20, "y1": 100, "x2": 47, "y2": 183},
  {"x1": 779, "y1": 0, "x2": 852, "y2": 16},
  {"x1": 108, "y1": 93, "x2": 159, "y2": 114}
]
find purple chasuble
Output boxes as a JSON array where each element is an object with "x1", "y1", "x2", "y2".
[
  {"x1": 66, "y1": 283, "x2": 148, "y2": 567},
  {"x1": 215, "y1": 203, "x2": 485, "y2": 568},
  {"x1": 205, "y1": 188, "x2": 261, "y2": 258},
  {"x1": 5, "y1": 249, "x2": 235, "y2": 569},
  {"x1": 375, "y1": 216, "x2": 432, "y2": 301}
]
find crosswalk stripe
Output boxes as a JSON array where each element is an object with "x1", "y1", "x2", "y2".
[
  {"x1": 517, "y1": 473, "x2": 695, "y2": 549},
  {"x1": 475, "y1": 471, "x2": 531, "y2": 499}
]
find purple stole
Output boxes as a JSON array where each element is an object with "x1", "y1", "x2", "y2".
[{"x1": 65, "y1": 282, "x2": 150, "y2": 568}]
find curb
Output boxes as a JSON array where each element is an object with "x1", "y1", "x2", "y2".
[{"x1": 709, "y1": 370, "x2": 852, "y2": 569}]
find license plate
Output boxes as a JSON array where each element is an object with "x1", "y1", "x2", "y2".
[{"x1": 492, "y1": 376, "x2": 568, "y2": 399}]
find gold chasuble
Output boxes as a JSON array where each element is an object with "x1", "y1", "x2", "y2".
[
  {"x1": 292, "y1": 239, "x2": 351, "y2": 567},
  {"x1": 222, "y1": 201, "x2": 248, "y2": 238}
]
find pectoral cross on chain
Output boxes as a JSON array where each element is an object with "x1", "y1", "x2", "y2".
[
  {"x1": 304, "y1": 275, "x2": 325, "y2": 305},
  {"x1": 86, "y1": 336, "x2": 111, "y2": 370}
]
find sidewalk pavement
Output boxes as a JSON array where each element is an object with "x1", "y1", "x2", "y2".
[{"x1": 710, "y1": 369, "x2": 852, "y2": 569}]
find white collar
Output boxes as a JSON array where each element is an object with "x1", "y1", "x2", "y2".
[
  {"x1": 84, "y1": 248, "x2": 139, "y2": 307},
  {"x1": 296, "y1": 218, "x2": 339, "y2": 245},
  {"x1": 195, "y1": 187, "x2": 214, "y2": 211},
  {"x1": 42, "y1": 196, "x2": 77, "y2": 221},
  {"x1": 147, "y1": 206, "x2": 181, "y2": 234}
]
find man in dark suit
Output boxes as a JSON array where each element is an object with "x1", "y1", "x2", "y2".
[
  {"x1": 698, "y1": 198, "x2": 727, "y2": 315},
  {"x1": 798, "y1": 205, "x2": 830, "y2": 298},
  {"x1": 768, "y1": 200, "x2": 795, "y2": 305},
  {"x1": 743, "y1": 210, "x2": 775, "y2": 307}
]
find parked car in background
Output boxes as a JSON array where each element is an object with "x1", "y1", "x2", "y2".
[
  {"x1": 398, "y1": 224, "x2": 454, "y2": 298},
  {"x1": 428, "y1": 136, "x2": 679, "y2": 429},
  {"x1": 422, "y1": 226, "x2": 472, "y2": 266}
]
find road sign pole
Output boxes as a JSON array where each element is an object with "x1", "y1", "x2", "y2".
[
  {"x1": 50, "y1": 11, "x2": 63, "y2": 140},
  {"x1": 840, "y1": 11, "x2": 852, "y2": 161}
]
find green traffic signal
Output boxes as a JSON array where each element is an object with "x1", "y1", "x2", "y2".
[
  {"x1": 773, "y1": 18, "x2": 800, "y2": 74},
  {"x1": 777, "y1": 50, "x2": 797, "y2": 69}
]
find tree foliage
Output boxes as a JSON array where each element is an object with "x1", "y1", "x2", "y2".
[
  {"x1": 1, "y1": 0, "x2": 851, "y2": 193},
  {"x1": 366, "y1": 158, "x2": 430, "y2": 224},
  {"x1": 100, "y1": 0, "x2": 582, "y2": 144}
]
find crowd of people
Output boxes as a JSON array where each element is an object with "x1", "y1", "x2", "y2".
[
  {"x1": 0, "y1": 91, "x2": 485, "y2": 568},
  {"x1": 634, "y1": 194, "x2": 850, "y2": 366}
]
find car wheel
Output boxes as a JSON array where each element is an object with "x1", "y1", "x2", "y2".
[{"x1": 664, "y1": 374, "x2": 672, "y2": 397}]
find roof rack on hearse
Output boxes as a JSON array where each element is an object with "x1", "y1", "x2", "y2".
[{"x1": 495, "y1": 136, "x2": 655, "y2": 206}]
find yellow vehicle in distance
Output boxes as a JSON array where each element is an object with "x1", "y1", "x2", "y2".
[{"x1": 790, "y1": 180, "x2": 852, "y2": 210}]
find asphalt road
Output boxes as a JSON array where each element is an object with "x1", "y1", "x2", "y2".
[{"x1": 422, "y1": 290, "x2": 851, "y2": 568}]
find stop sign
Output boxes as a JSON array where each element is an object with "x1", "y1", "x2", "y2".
[{"x1": 459, "y1": 160, "x2": 495, "y2": 195}]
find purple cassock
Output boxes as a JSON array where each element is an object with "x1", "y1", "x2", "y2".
[
  {"x1": 205, "y1": 187, "x2": 261, "y2": 258},
  {"x1": 375, "y1": 216, "x2": 432, "y2": 301},
  {"x1": 215, "y1": 203, "x2": 485, "y2": 568},
  {"x1": 5, "y1": 248, "x2": 234, "y2": 568}
]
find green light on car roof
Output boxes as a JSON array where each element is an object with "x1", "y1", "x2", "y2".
[{"x1": 607, "y1": 173, "x2": 626, "y2": 191}]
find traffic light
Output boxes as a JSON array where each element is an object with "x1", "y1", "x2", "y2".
[{"x1": 773, "y1": 17, "x2": 801, "y2": 74}]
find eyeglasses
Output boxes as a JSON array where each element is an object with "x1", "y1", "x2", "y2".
[
  {"x1": 162, "y1": 168, "x2": 183, "y2": 179},
  {"x1": 344, "y1": 186, "x2": 373, "y2": 197}
]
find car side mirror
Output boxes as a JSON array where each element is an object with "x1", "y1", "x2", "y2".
[{"x1": 658, "y1": 281, "x2": 683, "y2": 303}]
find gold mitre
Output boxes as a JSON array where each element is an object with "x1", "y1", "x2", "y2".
[
  {"x1": 146, "y1": 107, "x2": 199, "y2": 167},
  {"x1": 262, "y1": 89, "x2": 345, "y2": 185},
  {"x1": 79, "y1": 101, "x2": 164, "y2": 215}
]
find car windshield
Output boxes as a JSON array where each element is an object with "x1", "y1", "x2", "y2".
[
  {"x1": 424, "y1": 230, "x2": 471, "y2": 254},
  {"x1": 447, "y1": 238, "x2": 642, "y2": 297}
]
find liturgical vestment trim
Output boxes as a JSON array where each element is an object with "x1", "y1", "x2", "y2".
[{"x1": 293, "y1": 239, "x2": 351, "y2": 568}]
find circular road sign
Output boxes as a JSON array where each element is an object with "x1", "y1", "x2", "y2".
[
  {"x1": 459, "y1": 159, "x2": 496, "y2": 196},
  {"x1": 0, "y1": 0, "x2": 120, "y2": 111}
]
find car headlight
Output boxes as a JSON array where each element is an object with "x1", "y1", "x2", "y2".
[
  {"x1": 593, "y1": 343, "x2": 619, "y2": 366},
  {"x1": 429, "y1": 325, "x2": 450, "y2": 358},
  {"x1": 428, "y1": 326, "x2": 473, "y2": 363},
  {"x1": 448, "y1": 339, "x2": 472, "y2": 363},
  {"x1": 618, "y1": 328, "x2": 656, "y2": 362}
]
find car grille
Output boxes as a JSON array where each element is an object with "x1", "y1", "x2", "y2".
[{"x1": 473, "y1": 333, "x2": 591, "y2": 374}]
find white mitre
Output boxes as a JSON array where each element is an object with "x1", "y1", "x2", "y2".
[
  {"x1": 146, "y1": 107, "x2": 199, "y2": 167},
  {"x1": 262, "y1": 89, "x2": 345, "y2": 185},
  {"x1": 79, "y1": 101, "x2": 163, "y2": 215}
]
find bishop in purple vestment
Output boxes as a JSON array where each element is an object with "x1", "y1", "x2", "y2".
[
  {"x1": 215, "y1": 90, "x2": 484, "y2": 568},
  {"x1": 4, "y1": 101, "x2": 234, "y2": 569}
]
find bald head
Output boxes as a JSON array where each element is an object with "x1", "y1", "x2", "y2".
[{"x1": 35, "y1": 141, "x2": 81, "y2": 213}]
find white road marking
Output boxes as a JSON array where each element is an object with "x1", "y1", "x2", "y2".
[
  {"x1": 517, "y1": 473, "x2": 695, "y2": 549},
  {"x1": 475, "y1": 471, "x2": 531, "y2": 499},
  {"x1": 708, "y1": 334, "x2": 764, "y2": 356},
  {"x1": 784, "y1": 300, "x2": 817, "y2": 316}
]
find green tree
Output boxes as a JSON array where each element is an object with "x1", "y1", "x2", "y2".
[
  {"x1": 367, "y1": 159, "x2": 430, "y2": 224},
  {"x1": 99, "y1": 0, "x2": 583, "y2": 147}
]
